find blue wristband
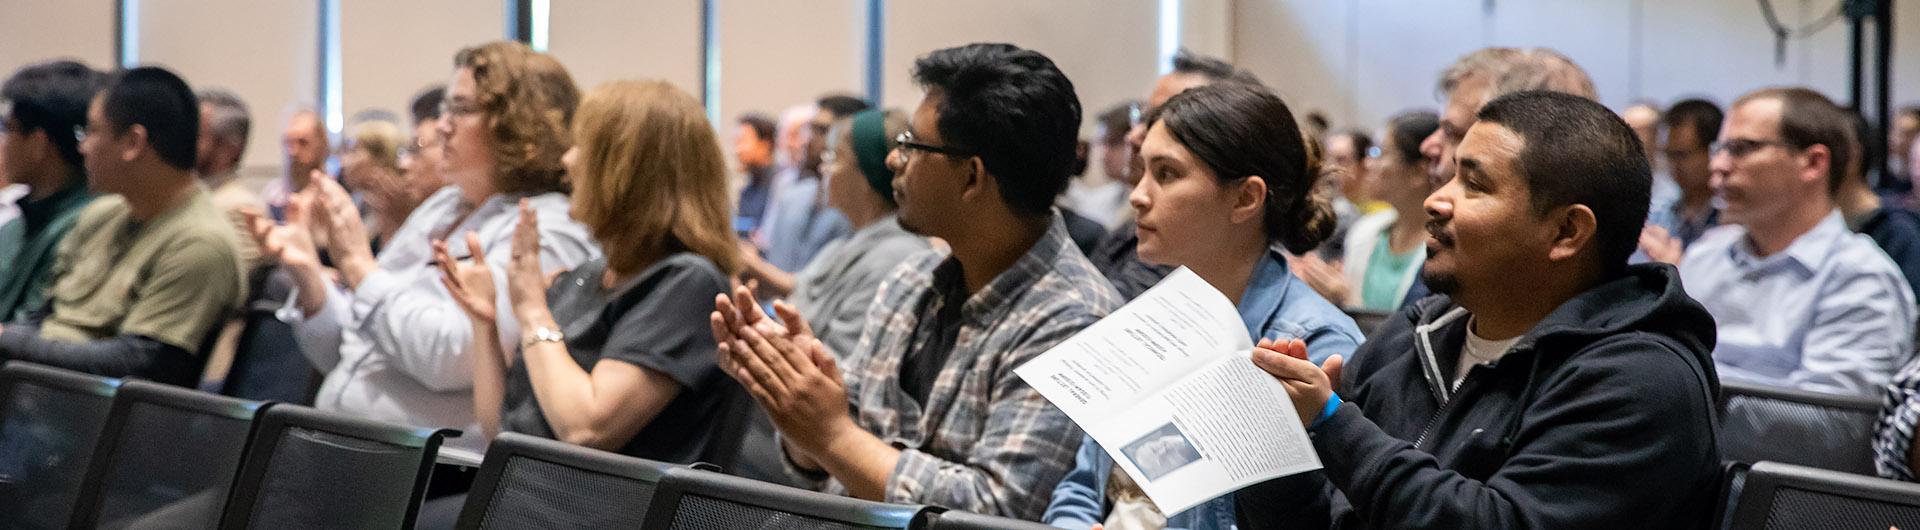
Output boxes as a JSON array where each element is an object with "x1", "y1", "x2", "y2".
[{"x1": 1310, "y1": 392, "x2": 1342, "y2": 431}]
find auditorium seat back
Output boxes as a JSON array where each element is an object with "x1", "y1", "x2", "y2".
[
  {"x1": 913, "y1": 509, "x2": 1060, "y2": 530},
  {"x1": 0, "y1": 362, "x2": 121, "y2": 530},
  {"x1": 218, "y1": 404, "x2": 457, "y2": 529},
  {"x1": 641, "y1": 467, "x2": 924, "y2": 530},
  {"x1": 70, "y1": 380, "x2": 267, "y2": 529},
  {"x1": 1717, "y1": 381, "x2": 1881, "y2": 474},
  {"x1": 1724, "y1": 461, "x2": 1920, "y2": 529},
  {"x1": 456, "y1": 432, "x2": 680, "y2": 530}
]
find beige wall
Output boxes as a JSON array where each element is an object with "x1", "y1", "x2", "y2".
[
  {"x1": 1233, "y1": 0, "x2": 1919, "y2": 133},
  {"x1": 718, "y1": 0, "x2": 865, "y2": 132},
  {"x1": 0, "y1": 1, "x2": 114, "y2": 76},
  {"x1": 136, "y1": 0, "x2": 319, "y2": 177},
  {"x1": 5, "y1": 0, "x2": 1913, "y2": 176},
  {"x1": 548, "y1": 1, "x2": 703, "y2": 97},
  {"x1": 339, "y1": 1, "x2": 503, "y2": 137},
  {"x1": 882, "y1": 0, "x2": 1162, "y2": 137}
]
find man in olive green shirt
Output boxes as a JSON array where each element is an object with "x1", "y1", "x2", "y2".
[
  {"x1": 0, "y1": 60, "x2": 104, "y2": 322},
  {"x1": 0, "y1": 67, "x2": 243, "y2": 387}
]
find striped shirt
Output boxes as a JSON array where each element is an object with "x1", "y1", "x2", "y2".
[
  {"x1": 1876, "y1": 356, "x2": 1920, "y2": 480},
  {"x1": 791, "y1": 212, "x2": 1122, "y2": 518}
]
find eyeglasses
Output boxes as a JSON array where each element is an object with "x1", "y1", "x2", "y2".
[
  {"x1": 1710, "y1": 138, "x2": 1793, "y2": 158},
  {"x1": 894, "y1": 130, "x2": 972, "y2": 159},
  {"x1": 436, "y1": 100, "x2": 484, "y2": 119}
]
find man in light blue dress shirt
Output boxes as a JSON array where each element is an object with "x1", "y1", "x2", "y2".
[{"x1": 1676, "y1": 87, "x2": 1915, "y2": 396}]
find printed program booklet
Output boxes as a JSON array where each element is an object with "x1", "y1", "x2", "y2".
[{"x1": 1016, "y1": 267, "x2": 1322, "y2": 515}]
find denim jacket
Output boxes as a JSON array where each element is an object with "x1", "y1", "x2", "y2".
[{"x1": 1041, "y1": 250, "x2": 1364, "y2": 529}]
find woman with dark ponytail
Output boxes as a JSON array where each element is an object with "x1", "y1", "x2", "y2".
[{"x1": 1043, "y1": 82, "x2": 1362, "y2": 530}]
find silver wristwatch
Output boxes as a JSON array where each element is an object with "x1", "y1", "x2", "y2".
[{"x1": 521, "y1": 326, "x2": 565, "y2": 350}]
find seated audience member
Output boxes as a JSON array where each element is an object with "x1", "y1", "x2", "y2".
[
  {"x1": 266, "y1": 107, "x2": 329, "y2": 222},
  {"x1": 441, "y1": 79, "x2": 747, "y2": 459},
  {"x1": 1325, "y1": 130, "x2": 1386, "y2": 221},
  {"x1": 734, "y1": 112, "x2": 779, "y2": 233},
  {"x1": 1393, "y1": 47, "x2": 1598, "y2": 309},
  {"x1": 1887, "y1": 105, "x2": 1918, "y2": 190},
  {"x1": 393, "y1": 85, "x2": 448, "y2": 228},
  {"x1": 1044, "y1": 82, "x2": 1364, "y2": 530},
  {"x1": 419, "y1": 82, "x2": 750, "y2": 528},
  {"x1": 1091, "y1": 50, "x2": 1261, "y2": 300},
  {"x1": 337, "y1": 109, "x2": 407, "y2": 248},
  {"x1": 1622, "y1": 101, "x2": 1673, "y2": 201},
  {"x1": 252, "y1": 41, "x2": 597, "y2": 449},
  {"x1": 0, "y1": 66, "x2": 245, "y2": 386},
  {"x1": 194, "y1": 88, "x2": 267, "y2": 272},
  {"x1": 0, "y1": 60, "x2": 104, "y2": 321},
  {"x1": 737, "y1": 108, "x2": 929, "y2": 356},
  {"x1": 1242, "y1": 91, "x2": 1722, "y2": 529},
  {"x1": 1060, "y1": 101, "x2": 1137, "y2": 230},
  {"x1": 756, "y1": 95, "x2": 869, "y2": 272},
  {"x1": 1293, "y1": 111, "x2": 1440, "y2": 310},
  {"x1": 1639, "y1": 99, "x2": 1722, "y2": 256},
  {"x1": 1060, "y1": 139, "x2": 1111, "y2": 255},
  {"x1": 748, "y1": 104, "x2": 818, "y2": 249},
  {"x1": 1670, "y1": 87, "x2": 1914, "y2": 396},
  {"x1": 710, "y1": 43, "x2": 1123, "y2": 519},
  {"x1": 1838, "y1": 111, "x2": 1920, "y2": 301}
]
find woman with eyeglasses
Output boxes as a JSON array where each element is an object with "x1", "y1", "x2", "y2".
[
  {"x1": 248, "y1": 41, "x2": 598, "y2": 457},
  {"x1": 1043, "y1": 82, "x2": 1363, "y2": 530},
  {"x1": 734, "y1": 108, "x2": 929, "y2": 357}
]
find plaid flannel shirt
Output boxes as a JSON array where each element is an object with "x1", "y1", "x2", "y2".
[
  {"x1": 1876, "y1": 355, "x2": 1920, "y2": 480},
  {"x1": 788, "y1": 213, "x2": 1122, "y2": 519}
]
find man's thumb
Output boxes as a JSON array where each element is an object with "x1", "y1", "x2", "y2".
[{"x1": 1323, "y1": 354, "x2": 1345, "y2": 391}]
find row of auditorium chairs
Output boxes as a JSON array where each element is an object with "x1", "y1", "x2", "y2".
[
  {"x1": 6, "y1": 355, "x2": 1920, "y2": 529},
  {"x1": 0, "y1": 361, "x2": 1050, "y2": 529}
]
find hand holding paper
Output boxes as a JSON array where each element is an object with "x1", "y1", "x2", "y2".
[
  {"x1": 1016, "y1": 268, "x2": 1322, "y2": 516},
  {"x1": 1251, "y1": 338, "x2": 1345, "y2": 428}
]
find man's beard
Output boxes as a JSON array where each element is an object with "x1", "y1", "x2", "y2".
[{"x1": 1422, "y1": 267, "x2": 1460, "y2": 296}]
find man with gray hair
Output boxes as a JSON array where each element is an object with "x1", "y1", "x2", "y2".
[
  {"x1": 1393, "y1": 47, "x2": 1597, "y2": 307},
  {"x1": 196, "y1": 88, "x2": 265, "y2": 270}
]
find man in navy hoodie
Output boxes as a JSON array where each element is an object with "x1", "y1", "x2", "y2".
[{"x1": 1240, "y1": 91, "x2": 1722, "y2": 529}]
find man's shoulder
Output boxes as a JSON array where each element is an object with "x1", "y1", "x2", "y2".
[
  {"x1": 1033, "y1": 246, "x2": 1124, "y2": 318},
  {"x1": 1823, "y1": 230, "x2": 1910, "y2": 279}
]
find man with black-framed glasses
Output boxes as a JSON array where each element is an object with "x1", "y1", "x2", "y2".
[
  {"x1": 710, "y1": 43, "x2": 1122, "y2": 519},
  {"x1": 1666, "y1": 87, "x2": 1915, "y2": 396}
]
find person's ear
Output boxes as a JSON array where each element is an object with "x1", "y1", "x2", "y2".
[
  {"x1": 120, "y1": 124, "x2": 149, "y2": 163},
  {"x1": 1799, "y1": 143, "x2": 1833, "y2": 190},
  {"x1": 1547, "y1": 204, "x2": 1598, "y2": 264},
  {"x1": 958, "y1": 156, "x2": 991, "y2": 203},
  {"x1": 1231, "y1": 175, "x2": 1268, "y2": 225}
]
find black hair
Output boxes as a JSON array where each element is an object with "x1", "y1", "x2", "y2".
[
  {"x1": 1848, "y1": 108, "x2": 1880, "y2": 184},
  {"x1": 2, "y1": 59, "x2": 106, "y2": 172},
  {"x1": 911, "y1": 43, "x2": 1082, "y2": 217},
  {"x1": 1170, "y1": 49, "x2": 1263, "y2": 86},
  {"x1": 410, "y1": 85, "x2": 445, "y2": 125},
  {"x1": 101, "y1": 66, "x2": 200, "y2": 172},
  {"x1": 1331, "y1": 130, "x2": 1373, "y2": 161},
  {"x1": 816, "y1": 94, "x2": 871, "y2": 120},
  {"x1": 1385, "y1": 110, "x2": 1439, "y2": 165},
  {"x1": 1096, "y1": 101, "x2": 1136, "y2": 145},
  {"x1": 1475, "y1": 91, "x2": 1650, "y2": 277},
  {"x1": 1661, "y1": 98, "x2": 1722, "y2": 152},
  {"x1": 1149, "y1": 82, "x2": 1336, "y2": 254},
  {"x1": 1735, "y1": 88, "x2": 1855, "y2": 195},
  {"x1": 738, "y1": 112, "x2": 776, "y2": 143}
]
